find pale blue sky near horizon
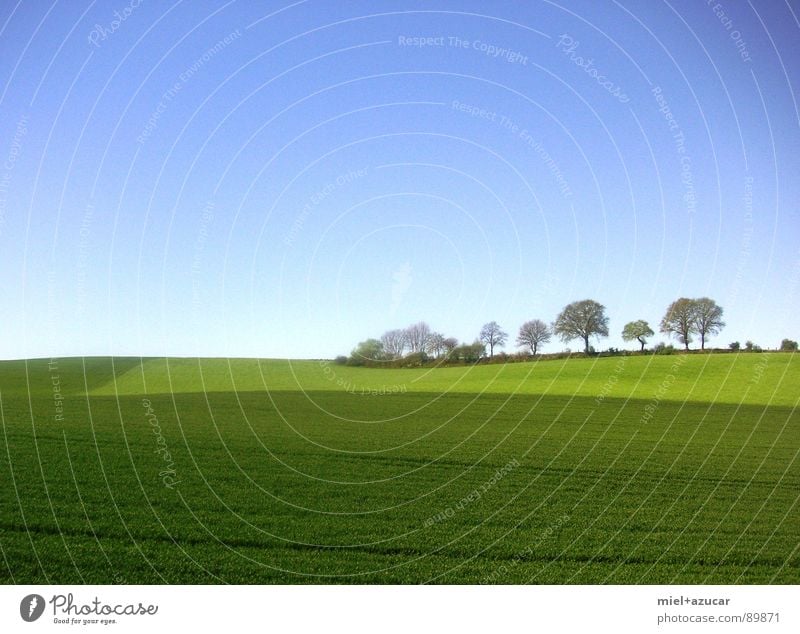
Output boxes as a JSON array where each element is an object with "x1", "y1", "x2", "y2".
[{"x1": 0, "y1": 0, "x2": 798, "y2": 360}]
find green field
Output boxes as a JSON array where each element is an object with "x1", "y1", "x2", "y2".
[{"x1": 0, "y1": 353, "x2": 797, "y2": 583}]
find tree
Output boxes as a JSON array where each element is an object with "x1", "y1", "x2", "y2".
[
  {"x1": 729, "y1": 341, "x2": 740, "y2": 351},
  {"x1": 443, "y1": 337, "x2": 458, "y2": 355},
  {"x1": 660, "y1": 298, "x2": 695, "y2": 350},
  {"x1": 350, "y1": 339, "x2": 384, "y2": 365},
  {"x1": 380, "y1": 329, "x2": 406, "y2": 359},
  {"x1": 692, "y1": 297, "x2": 725, "y2": 350},
  {"x1": 780, "y1": 338, "x2": 798, "y2": 352},
  {"x1": 479, "y1": 321, "x2": 508, "y2": 358},
  {"x1": 622, "y1": 320, "x2": 654, "y2": 352},
  {"x1": 426, "y1": 332, "x2": 447, "y2": 358},
  {"x1": 404, "y1": 322, "x2": 431, "y2": 353},
  {"x1": 517, "y1": 319, "x2": 551, "y2": 355},
  {"x1": 553, "y1": 299, "x2": 609, "y2": 354}
]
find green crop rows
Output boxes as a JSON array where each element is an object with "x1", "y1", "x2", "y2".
[{"x1": 1, "y1": 354, "x2": 797, "y2": 583}]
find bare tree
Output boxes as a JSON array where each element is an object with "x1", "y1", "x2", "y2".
[
  {"x1": 517, "y1": 319, "x2": 551, "y2": 355},
  {"x1": 405, "y1": 321, "x2": 431, "y2": 354},
  {"x1": 380, "y1": 329, "x2": 407, "y2": 359},
  {"x1": 479, "y1": 321, "x2": 508, "y2": 358},
  {"x1": 660, "y1": 298, "x2": 695, "y2": 350},
  {"x1": 426, "y1": 332, "x2": 446, "y2": 358},
  {"x1": 622, "y1": 320, "x2": 654, "y2": 352},
  {"x1": 443, "y1": 337, "x2": 458, "y2": 355},
  {"x1": 692, "y1": 297, "x2": 725, "y2": 350},
  {"x1": 553, "y1": 299, "x2": 609, "y2": 353}
]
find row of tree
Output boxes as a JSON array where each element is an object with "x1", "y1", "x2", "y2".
[{"x1": 348, "y1": 297, "x2": 729, "y2": 364}]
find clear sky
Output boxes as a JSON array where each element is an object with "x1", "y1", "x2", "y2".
[{"x1": 0, "y1": 0, "x2": 798, "y2": 359}]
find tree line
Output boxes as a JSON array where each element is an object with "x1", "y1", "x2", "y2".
[{"x1": 343, "y1": 297, "x2": 794, "y2": 366}]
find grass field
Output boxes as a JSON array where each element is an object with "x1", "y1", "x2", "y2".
[{"x1": 0, "y1": 353, "x2": 797, "y2": 583}]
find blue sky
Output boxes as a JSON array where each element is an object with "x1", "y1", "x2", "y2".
[{"x1": 0, "y1": 0, "x2": 798, "y2": 359}]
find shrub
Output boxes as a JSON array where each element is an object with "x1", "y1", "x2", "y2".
[
  {"x1": 491, "y1": 352, "x2": 510, "y2": 364},
  {"x1": 333, "y1": 355, "x2": 348, "y2": 365},
  {"x1": 448, "y1": 342, "x2": 485, "y2": 364},
  {"x1": 780, "y1": 338, "x2": 798, "y2": 352},
  {"x1": 654, "y1": 343, "x2": 676, "y2": 355},
  {"x1": 729, "y1": 341, "x2": 740, "y2": 351},
  {"x1": 402, "y1": 352, "x2": 428, "y2": 367}
]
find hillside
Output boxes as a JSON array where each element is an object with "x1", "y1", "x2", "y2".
[{"x1": 3, "y1": 353, "x2": 796, "y2": 407}]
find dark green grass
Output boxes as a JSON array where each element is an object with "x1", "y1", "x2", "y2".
[{"x1": 0, "y1": 356, "x2": 797, "y2": 583}]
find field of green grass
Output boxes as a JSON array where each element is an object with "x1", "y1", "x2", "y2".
[{"x1": 0, "y1": 353, "x2": 797, "y2": 583}]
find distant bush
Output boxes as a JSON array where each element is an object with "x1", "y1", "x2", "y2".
[
  {"x1": 729, "y1": 341, "x2": 740, "y2": 351},
  {"x1": 333, "y1": 355, "x2": 348, "y2": 365},
  {"x1": 401, "y1": 352, "x2": 429, "y2": 367},
  {"x1": 492, "y1": 352, "x2": 509, "y2": 364},
  {"x1": 780, "y1": 339, "x2": 798, "y2": 352},
  {"x1": 597, "y1": 349, "x2": 633, "y2": 357},
  {"x1": 543, "y1": 351, "x2": 581, "y2": 360},
  {"x1": 448, "y1": 342, "x2": 485, "y2": 364},
  {"x1": 654, "y1": 343, "x2": 676, "y2": 355},
  {"x1": 744, "y1": 340, "x2": 762, "y2": 352}
]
